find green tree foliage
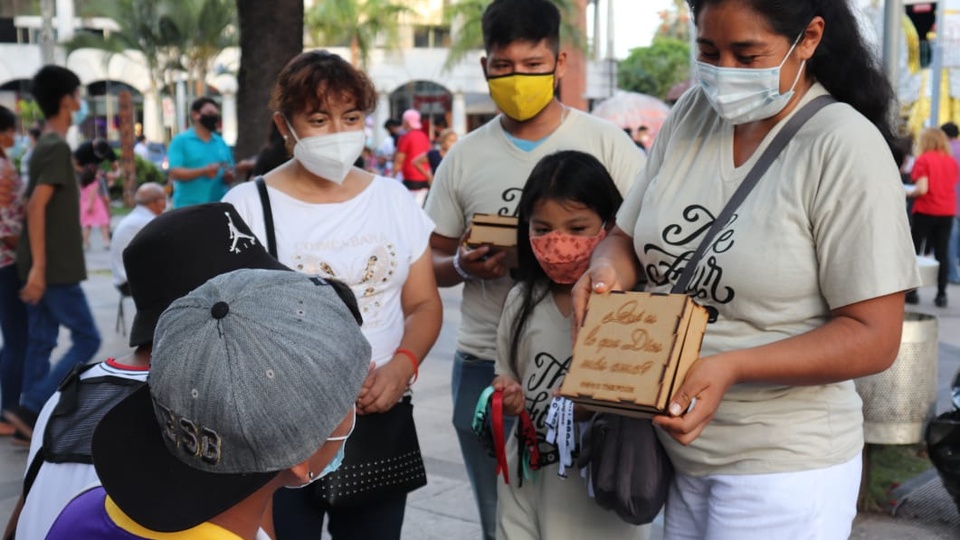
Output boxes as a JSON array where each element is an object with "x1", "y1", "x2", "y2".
[
  {"x1": 306, "y1": 0, "x2": 411, "y2": 68},
  {"x1": 162, "y1": 0, "x2": 237, "y2": 96},
  {"x1": 617, "y1": 37, "x2": 690, "y2": 100},
  {"x1": 655, "y1": 0, "x2": 691, "y2": 42},
  {"x1": 442, "y1": 0, "x2": 584, "y2": 70},
  {"x1": 66, "y1": 0, "x2": 236, "y2": 119}
]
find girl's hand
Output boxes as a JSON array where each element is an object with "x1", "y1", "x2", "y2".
[
  {"x1": 571, "y1": 262, "x2": 623, "y2": 340},
  {"x1": 652, "y1": 353, "x2": 739, "y2": 445},
  {"x1": 356, "y1": 358, "x2": 415, "y2": 415},
  {"x1": 492, "y1": 375, "x2": 524, "y2": 416}
]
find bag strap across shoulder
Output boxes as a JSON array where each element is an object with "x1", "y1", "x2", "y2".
[
  {"x1": 671, "y1": 95, "x2": 836, "y2": 294},
  {"x1": 254, "y1": 176, "x2": 278, "y2": 258}
]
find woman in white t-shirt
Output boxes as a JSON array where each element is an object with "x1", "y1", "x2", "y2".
[
  {"x1": 573, "y1": 1, "x2": 919, "y2": 539},
  {"x1": 222, "y1": 51, "x2": 441, "y2": 540}
]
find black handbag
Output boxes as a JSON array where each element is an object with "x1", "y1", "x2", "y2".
[
  {"x1": 578, "y1": 414, "x2": 673, "y2": 525},
  {"x1": 312, "y1": 396, "x2": 427, "y2": 508}
]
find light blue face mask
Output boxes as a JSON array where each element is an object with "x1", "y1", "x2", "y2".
[
  {"x1": 72, "y1": 99, "x2": 89, "y2": 126},
  {"x1": 299, "y1": 407, "x2": 356, "y2": 488},
  {"x1": 696, "y1": 33, "x2": 805, "y2": 125}
]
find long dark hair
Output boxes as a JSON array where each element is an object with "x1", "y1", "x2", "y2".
[
  {"x1": 688, "y1": 0, "x2": 898, "y2": 146},
  {"x1": 507, "y1": 150, "x2": 623, "y2": 376}
]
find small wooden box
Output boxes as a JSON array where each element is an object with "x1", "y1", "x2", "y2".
[
  {"x1": 559, "y1": 291, "x2": 709, "y2": 418},
  {"x1": 466, "y1": 214, "x2": 519, "y2": 269}
]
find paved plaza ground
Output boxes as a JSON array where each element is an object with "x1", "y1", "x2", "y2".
[{"x1": 1, "y1": 226, "x2": 960, "y2": 539}]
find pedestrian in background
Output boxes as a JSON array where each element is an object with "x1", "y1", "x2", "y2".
[
  {"x1": 941, "y1": 122, "x2": 960, "y2": 284},
  {"x1": 907, "y1": 127, "x2": 959, "y2": 307},
  {"x1": 0, "y1": 105, "x2": 27, "y2": 441},
  {"x1": 167, "y1": 97, "x2": 235, "y2": 208},
  {"x1": 8, "y1": 65, "x2": 101, "y2": 443},
  {"x1": 412, "y1": 128, "x2": 457, "y2": 184},
  {"x1": 74, "y1": 138, "x2": 116, "y2": 251},
  {"x1": 393, "y1": 109, "x2": 432, "y2": 205}
]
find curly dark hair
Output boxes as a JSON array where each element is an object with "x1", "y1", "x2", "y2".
[
  {"x1": 687, "y1": 0, "x2": 897, "y2": 146},
  {"x1": 270, "y1": 50, "x2": 377, "y2": 118}
]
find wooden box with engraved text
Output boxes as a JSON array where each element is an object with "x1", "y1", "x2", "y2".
[
  {"x1": 559, "y1": 291, "x2": 709, "y2": 418},
  {"x1": 465, "y1": 213, "x2": 519, "y2": 269}
]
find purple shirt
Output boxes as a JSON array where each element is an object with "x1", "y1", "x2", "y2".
[{"x1": 45, "y1": 487, "x2": 147, "y2": 539}]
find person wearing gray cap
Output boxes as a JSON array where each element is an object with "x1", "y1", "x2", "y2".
[
  {"x1": 4, "y1": 203, "x2": 290, "y2": 540},
  {"x1": 44, "y1": 268, "x2": 371, "y2": 539}
]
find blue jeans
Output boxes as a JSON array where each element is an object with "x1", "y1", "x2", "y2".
[
  {"x1": 20, "y1": 283, "x2": 100, "y2": 413},
  {"x1": 0, "y1": 265, "x2": 28, "y2": 412},
  {"x1": 452, "y1": 351, "x2": 501, "y2": 540},
  {"x1": 949, "y1": 217, "x2": 960, "y2": 283},
  {"x1": 272, "y1": 488, "x2": 406, "y2": 540}
]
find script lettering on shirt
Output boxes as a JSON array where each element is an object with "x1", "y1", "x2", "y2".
[{"x1": 497, "y1": 188, "x2": 523, "y2": 217}]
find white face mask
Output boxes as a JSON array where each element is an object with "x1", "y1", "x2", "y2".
[
  {"x1": 284, "y1": 118, "x2": 365, "y2": 184},
  {"x1": 696, "y1": 34, "x2": 805, "y2": 125}
]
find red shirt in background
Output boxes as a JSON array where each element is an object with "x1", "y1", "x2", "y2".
[
  {"x1": 397, "y1": 129, "x2": 431, "y2": 181},
  {"x1": 912, "y1": 150, "x2": 959, "y2": 216}
]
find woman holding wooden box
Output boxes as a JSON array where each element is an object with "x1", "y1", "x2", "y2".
[{"x1": 573, "y1": 1, "x2": 919, "y2": 539}]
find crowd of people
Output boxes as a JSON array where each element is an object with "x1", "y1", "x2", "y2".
[{"x1": 0, "y1": 0, "x2": 934, "y2": 539}]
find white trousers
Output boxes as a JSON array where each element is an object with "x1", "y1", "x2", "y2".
[{"x1": 664, "y1": 455, "x2": 861, "y2": 540}]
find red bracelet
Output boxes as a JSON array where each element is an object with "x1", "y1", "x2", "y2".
[{"x1": 395, "y1": 348, "x2": 419, "y2": 384}]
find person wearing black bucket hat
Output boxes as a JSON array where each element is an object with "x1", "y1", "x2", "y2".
[
  {"x1": 3, "y1": 203, "x2": 292, "y2": 540},
  {"x1": 45, "y1": 269, "x2": 371, "y2": 540}
]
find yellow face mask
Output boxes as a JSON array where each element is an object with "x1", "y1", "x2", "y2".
[{"x1": 487, "y1": 72, "x2": 556, "y2": 122}]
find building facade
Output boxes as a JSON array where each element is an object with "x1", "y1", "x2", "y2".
[{"x1": 0, "y1": 0, "x2": 613, "y2": 148}]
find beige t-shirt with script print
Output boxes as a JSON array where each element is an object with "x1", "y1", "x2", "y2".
[
  {"x1": 617, "y1": 83, "x2": 920, "y2": 476},
  {"x1": 426, "y1": 109, "x2": 645, "y2": 361}
]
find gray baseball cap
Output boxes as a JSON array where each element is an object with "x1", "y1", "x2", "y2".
[{"x1": 93, "y1": 268, "x2": 371, "y2": 532}]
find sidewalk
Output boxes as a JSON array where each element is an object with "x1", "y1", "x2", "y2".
[{"x1": 0, "y1": 229, "x2": 959, "y2": 539}]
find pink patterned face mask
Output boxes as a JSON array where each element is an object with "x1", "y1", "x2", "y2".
[{"x1": 529, "y1": 227, "x2": 607, "y2": 284}]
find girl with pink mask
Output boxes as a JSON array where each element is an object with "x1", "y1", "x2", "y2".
[{"x1": 490, "y1": 151, "x2": 646, "y2": 540}]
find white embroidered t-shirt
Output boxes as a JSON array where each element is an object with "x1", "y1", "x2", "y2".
[
  {"x1": 425, "y1": 109, "x2": 645, "y2": 360},
  {"x1": 223, "y1": 176, "x2": 434, "y2": 366},
  {"x1": 617, "y1": 83, "x2": 920, "y2": 476}
]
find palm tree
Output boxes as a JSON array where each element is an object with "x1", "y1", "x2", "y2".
[
  {"x1": 305, "y1": 0, "x2": 411, "y2": 69},
  {"x1": 66, "y1": 0, "x2": 184, "y2": 136},
  {"x1": 443, "y1": 0, "x2": 585, "y2": 69},
  {"x1": 235, "y1": 0, "x2": 303, "y2": 161},
  {"x1": 164, "y1": 0, "x2": 238, "y2": 97}
]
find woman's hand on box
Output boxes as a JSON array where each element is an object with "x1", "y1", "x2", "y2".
[{"x1": 652, "y1": 352, "x2": 739, "y2": 445}]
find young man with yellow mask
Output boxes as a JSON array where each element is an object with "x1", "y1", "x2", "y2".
[{"x1": 424, "y1": 1, "x2": 645, "y2": 538}]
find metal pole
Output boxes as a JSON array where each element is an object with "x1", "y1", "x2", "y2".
[
  {"x1": 607, "y1": 0, "x2": 615, "y2": 98},
  {"x1": 883, "y1": 0, "x2": 902, "y2": 93},
  {"x1": 930, "y1": 0, "x2": 947, "y2": 127}
]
